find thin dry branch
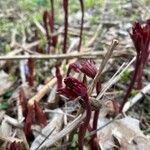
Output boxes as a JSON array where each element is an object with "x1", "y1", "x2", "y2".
[
  {"x1": 0, "y1": 49, "x2": 130, "y2": 61},
  {"x1": 122, "y1": 84, "x2": 150, "y2": 113},
  {"x1": 35, "y1": 113, "x2": 85, "y2": 149},
  {"x1": 96, "y1": 57, "x2": 136, "y2": 101},
  {"x1": 28, "y1": 77, "x2": 57, "y2": 106},
  {"x1": 88, "y1": 39, "x2": 119, "y2": 95}
]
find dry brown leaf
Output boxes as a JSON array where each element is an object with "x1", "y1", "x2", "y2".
[{"x1": 97, "y1": 116, "x2": 148, "y2": 150}]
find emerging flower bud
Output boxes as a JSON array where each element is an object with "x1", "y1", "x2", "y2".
[
  {"x1": 120, "y1": 18, "x2": 150, "y2": 112},
  {"x1": 80, "y1": 59, "x2": 97, "y2": 79},
  {"x1": 130, "y1": 19, "x2": 150, "y2": 60},
  {"x1": 130, "y1": 19, "x2": 150, "y2": 89},
  {"x1": 58, "y1": 77, "x2": 88, "y2": 100},
  {"x1": 67, "y1": 59, "x2": 97, "y2": 79}
]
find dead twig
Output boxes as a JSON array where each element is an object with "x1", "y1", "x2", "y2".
[
  {"x1": 0, "y1": 49, "x2": 131, "y2": 61},
  {"x1": 122, "y1": 84, "x2": 150, "y2": 113},
  {"x1": 28, "y1": 77, "x2": 57, "y2": 106},
  {"x1": 96, "y1": 57, "x2": 136, "y2": 101},
  {"x1": 88, "y1": 39, "x2": 119, "y2": 95},
  {"x1": 36, "y1": 113, "x2": 85, "y2": 149}
]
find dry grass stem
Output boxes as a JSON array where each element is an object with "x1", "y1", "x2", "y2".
[
  {"x1": 88, "y1": 39, "x2": 119, "y2": 95},
  {"x1": 96, "y1": 56, "x2": 136, "y2": 100}
]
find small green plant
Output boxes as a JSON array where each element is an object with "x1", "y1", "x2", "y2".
[
  {"x1": 131, "y1": 89, "x2": 138, "y2": 97},
  {"x1": 120, "y1": 68, "x2": 130, "y2": 82},
  {"x1": 0, "y1": 102, "x2": 9, "y2": 110},
  {"x1": 71, "y1": 134, "x2": 78, "y2": 148}
]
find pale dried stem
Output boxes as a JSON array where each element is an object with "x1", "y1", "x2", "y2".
[
  {"x1": 88, "y1": 39, "x2": 119, "y2": 95},
  {"x1": 37, "y1": 113, "x2": 85, "y2": 149},
  {"x1": 122, "y1": 83, "x2": 150, "y2": 113},
  {"x1": 4, "y1": 115, "x2": 22, "y2": 128},
  {"x1": 0, "y1": 50, "x2": 130, "y2": 61},
  {"x1": 28, "y1": 77, "x2": 57, "y2": 106},
  {"x1": 17, "y1": 97, "x2": 24, "y2": 124},
  {"x1": 96, "y1": 57, "x2": 136, "y2": 101}
]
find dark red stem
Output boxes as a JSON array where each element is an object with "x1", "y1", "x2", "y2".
[
  {"x1": 79, "y1": 96, "x2": 91, "y2": 150},
  {"x1": 136, "y1": 62, "x2": 144, "y2": 89},
  {"x1": 78, "y1": 0, "x2": 84, "y2": 51},
  {"x1": 90, "y1": 82, "x2": 101, "y2": 150},
  {"x1": 19, "y1": 88, "x2": 27, "y2": 118},
  {"x1": 93, "y1": 110, "x2": 100, "y2": 135},
  {"x1": 24, "y1": 105, "x2": 34, "y2": 139},
  {"x1": 43, "y1": 11, "x2": 50, "y2": 43},
  {"x1": 27, "y1": 58, "x2": 34, "y2": 87},
  {"x1": 119, "y1": 55, "x2": 140, "y2": 112},
  {"x1": 63, "y1": 0, "x2": 68, "y2": 53},
  {"x1": 50, "y1": 0, "x2": 54, "y2": 27}
]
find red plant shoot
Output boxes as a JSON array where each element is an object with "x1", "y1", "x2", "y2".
[
  {"x1": 19, "y1": 87, "x2": 27, "y2": 118},
  {"x1": 26, "y1": 58, "x2": 34, "y2": 87},
  {"x1": 43, "y1": 1, "x2": 57, "y2": 52},
  {"x1": 67, "y1": 59, "x2": 97, "y2": 78},
  {"x1": 58, "y1": 77, "x2": 91, "y2": 150},
  {"x1": 49, "y1": 0, "x2": 58, "y2": 48},
  {"x1": 24, "y1": 105, "x2": 34, "y2": 139},
  {"x1": 34, "y1": 101, "x2": 47, "y2": 126},
  {"x1": 56, "y1": 66, "x2": 63, "y2": 89},
  {"x1": 131, "y1": 19, "x2": 150, "y2": 89},
  {"x1": 63, "y1": 0, "x2": 69, "y2": 53},
  {"x1": 120, "y1": 19, "x2": 150, "y2": 112},
  {"x1": 67, "y1": 60, "x2": 100, "y2": 149},
  {"x1": 43, "y1": 11, "x2": 50, "y2": 49},
  {"x1": 78, "y1": 0, "x2": 84, "y2": 51}
]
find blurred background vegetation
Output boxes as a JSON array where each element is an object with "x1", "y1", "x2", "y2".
[{"x1": 0, "y1": 0, "x2": 150, "y2": 52}]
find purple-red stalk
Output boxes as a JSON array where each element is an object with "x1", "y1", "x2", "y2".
[
  {"x1": 63, "y1": 0, "x2": 69, "y2": 53},
  {"x1": 78, "y1": 95, "x2": 91, "y2": 150},
  {"x1": 43, "y1": 11, "x2": 50, "y2": 47},
  {"x1": 24, "y1": 105, "x2": 34, "y2": 139},
  {"x1": 78, "y1": 0, "x2": 84, "y2": 51},
  {"x1": 34, "y1": 101, "x2": 47, "y2": 126},
  {"x1": 27, "y1": 58, "x2": 34, "y2": 87},
  {"x1": 19, "y1": 88, "x2": 28, "y2": 118},
  {"x1": 120, "y1": 19, "x2": 150, "y2": 112},
  {"x1": 119, "y1": 54, "x2": 140, "y2": 112},
  {"x1": 67, "y1": 60, "x2": 100, "y2": 148},
  {"x1": 56, "y1": 66, "x2": 63, "y2": 89},
  {"x1": 49, "y1": 0, "x2": 58, "y2": 48},
  {"x1": 58, "y1": 77, "x2": 91, "y2": 149},
  {"x1": 50, "y1": 0, "x2": 54, "y2": 25},
  {"x1": 90, "y1": 81, "x2": 101, "y2": 150}
]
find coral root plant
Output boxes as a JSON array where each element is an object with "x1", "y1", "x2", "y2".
[
  {"x1": 57, "y1": 59, "x2": 100, "y2": 150},
  {"x1": 58, "y1": 77, "x2": 91, "y2": 150},
  {"x1": 120, "y1": 19, "x2": 150, "y2": 112},
  {"x1": 19, "y1": 88, "x2": 47, "y2": 139}
]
